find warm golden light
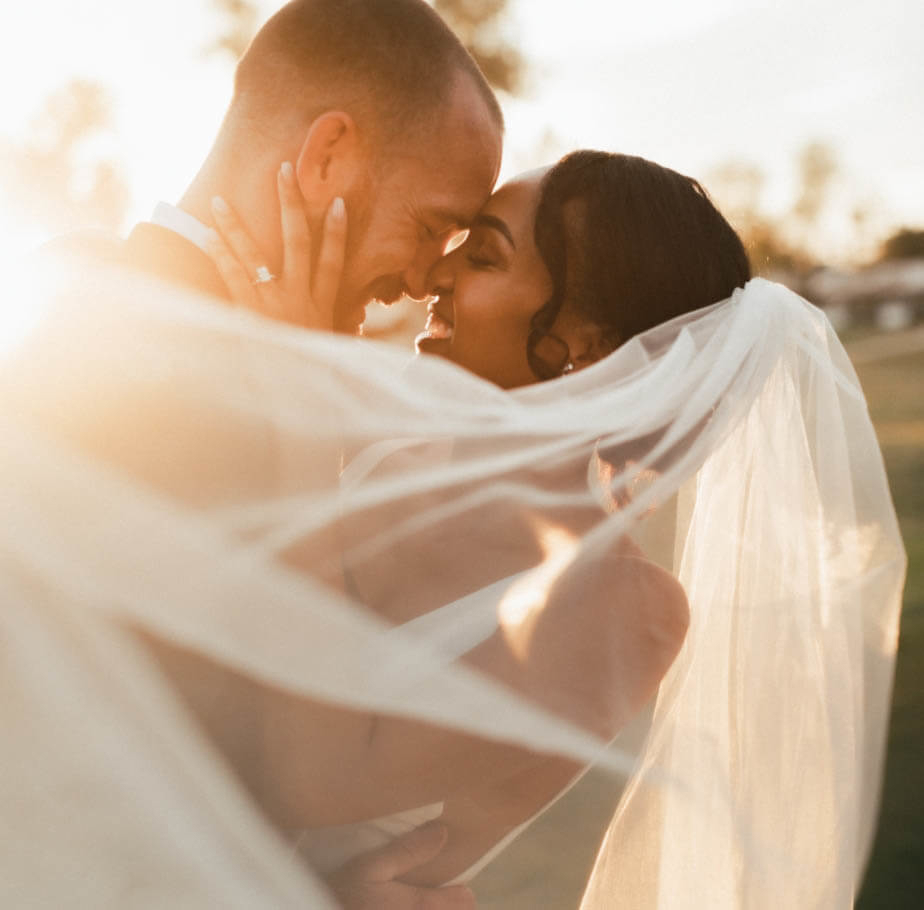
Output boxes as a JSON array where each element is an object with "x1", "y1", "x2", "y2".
[
  {"x1": 0, "y1": 227, "x2": 47, "y2": 359},
  {"x1": 0, "y1": 0, "x2": 921, "y2": 272}
]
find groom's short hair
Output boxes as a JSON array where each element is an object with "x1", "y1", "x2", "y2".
[{"x1": 232, "y1": 0, "x2": 503, "y2": 147}]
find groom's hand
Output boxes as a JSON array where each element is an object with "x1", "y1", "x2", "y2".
[{"x1": 326, "y1": 821, "x2": 476, "y2": 910}]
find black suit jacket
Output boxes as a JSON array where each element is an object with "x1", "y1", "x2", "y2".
[
  {"x1": 20, "y1": 221, "x2": 284, "y2": 507},
  {"x1": 122, "y1": 221, "x2": 231, "y2": 302}
]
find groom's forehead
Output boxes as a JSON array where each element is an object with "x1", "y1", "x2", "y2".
[
  {"x1": 407, "y1": 78, "x2": 503, "y2": 181},
  {"x1": 425, "y1": 203, "x2": 482, "y2": 229},
  {"x1": 408, "y1": 184, "x2": 495, "y2": 232},
  {"x1": 382, "y1": 150, "x2": 498, "y2": 221}
]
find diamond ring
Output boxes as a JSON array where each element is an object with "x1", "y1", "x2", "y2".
[{"x1": 252, "y1": 266, "x2": 277, "y2": 285}]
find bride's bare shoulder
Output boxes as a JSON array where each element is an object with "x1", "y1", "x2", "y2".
[{"x1": 517, "y1": 538, "x2": 689, "y2": 740}]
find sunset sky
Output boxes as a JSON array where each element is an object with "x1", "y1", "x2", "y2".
[{"x1": 1, "y1": 0, "x2": 921, "y2": 262}]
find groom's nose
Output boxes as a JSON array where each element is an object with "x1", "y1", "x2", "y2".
[
  {"x1": 403, "y1": 239, "x2": 448, "y2": 300},
  {"x1": 424, "y1": 249, "x2": 455, "y2": 298}
]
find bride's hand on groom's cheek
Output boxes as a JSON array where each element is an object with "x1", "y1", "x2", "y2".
[{"x1": 207, "y1": 161, "x2": 347, "y2": 331}]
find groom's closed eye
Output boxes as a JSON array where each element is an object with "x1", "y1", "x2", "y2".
[{"x1": 419, "y1": 206, "x2": 476, "y2": 248}]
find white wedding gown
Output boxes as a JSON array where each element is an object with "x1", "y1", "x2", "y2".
[{"x1": 0, "y1": 254, "x2": 905, "y2": 908}]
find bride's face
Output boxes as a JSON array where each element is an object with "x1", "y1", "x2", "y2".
[{"x1": 418, "y1": 169, "x2": 561, "y2": 389}]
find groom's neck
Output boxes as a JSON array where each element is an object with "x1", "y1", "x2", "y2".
[{"x1": 178, "y1": 151, "x2": 284, "y2": 273}]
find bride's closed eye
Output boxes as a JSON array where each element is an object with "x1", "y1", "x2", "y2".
[
  {"x1": 463, "y1": 234, "x2": 504, "y2": 270},
  {"x1": 465, "y1": 251, "x2": 496, "y2": 269}
]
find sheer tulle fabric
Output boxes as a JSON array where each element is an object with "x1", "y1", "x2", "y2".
[{"x1": 0, "y1": 257, "x2": 904, "y2": 908}]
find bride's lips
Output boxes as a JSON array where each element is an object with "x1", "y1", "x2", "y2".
[{"x1": 416, "y1": 299, "x2": 454, "y2": 354}]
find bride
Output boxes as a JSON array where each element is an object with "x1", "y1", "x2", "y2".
[
  {"x1": 197, "y1": 150, "x2": 743, "y2": 877},
  {"x1": 202, "y1": 149, "x2": 901, "y2": 902},
  {"x1": 0, "y1": 150, "x2": 905, "y2": 908}
]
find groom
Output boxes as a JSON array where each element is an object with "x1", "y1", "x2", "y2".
[
  {"x1": 123, "y1": 0, "x2": 503, "y2": 335},
  {"x1": 117, "y1": 2, "x2": 501, "y2": 907}
]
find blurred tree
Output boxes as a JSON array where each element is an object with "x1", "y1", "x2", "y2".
[
  {"x1": 742, "y1": 220, "x2": 810, "y2": 276},
  {"x1": 207, "y1": 0, "x2": 260, "y2": 60},
  {"x1": 706, "y1": 160, "x2": 765, "y2": 224},
  {"x1": 706, "y1": 160, "x2": 808, "y2": 276},
  {"x1": 707, "y1": 142, "x2": 876, "y2": 273},
  {"x1": 203, "y1": 1, "x2": 528, "y2": 94},
  {"x1": 780, "y1": 141, "x2": 837, "y2": 266},
  {"x1": 879, "y1": 228, "x2": 924, "y2": 261},
  {"x1": 0, "y1": 79, "x2": 129, "y2": 233},
  {"x1": 433, "y1": 0, "x2": 526, "y2": 93},
  {"x1": 792, "y1": 141, "x2": 838, "y2": 229}
]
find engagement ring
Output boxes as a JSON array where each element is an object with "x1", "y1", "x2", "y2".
[{"x1": 253, "y1": 266, "x2": 277, "y2": 285}]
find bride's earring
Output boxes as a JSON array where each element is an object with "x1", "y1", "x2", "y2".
[{"x1": 561, "y1": 361, "x2": 575, "y2": 375}]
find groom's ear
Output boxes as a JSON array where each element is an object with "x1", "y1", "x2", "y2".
[{"x1": 294, "y1": 112, "x2": 365, "y2": 215}]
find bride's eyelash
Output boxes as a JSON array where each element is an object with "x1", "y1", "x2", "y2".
[
  {"x1": 466, "y1": 252, "x2": 496, "y2": 269},
  {"x1": 464, "y1": 238, "x2": 497, "y2": 269}
]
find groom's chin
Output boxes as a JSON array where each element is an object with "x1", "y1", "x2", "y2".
[
  {"x1": 335, "y1": 278, "x2": 407, "y2": 334},
  {"x1": 333, "y1": 301, "x2": 368, "y2": 336},
  {"x1": 365, "y1": 276, "x2": 409, "y2": 309}
]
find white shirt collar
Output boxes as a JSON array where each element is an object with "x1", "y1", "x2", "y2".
[{"x1": 151, "y1": 202, "x2": 213, "y2": 254}]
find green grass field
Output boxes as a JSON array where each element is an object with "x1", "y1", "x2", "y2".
[{"x1": 854, "y1": 344, "x2": 924, "y2": 909}]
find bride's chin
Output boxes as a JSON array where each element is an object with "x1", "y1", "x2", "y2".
[{"x1": 415, "y1": 334, "x2": 453, "y2": 358}]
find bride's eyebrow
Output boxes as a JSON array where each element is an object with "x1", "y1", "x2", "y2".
[{"x1": 472, "y1": 213, "x2": 516, "y2": 249}]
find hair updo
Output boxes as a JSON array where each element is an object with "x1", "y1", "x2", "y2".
[{"x1": 527, "y1": 151, "x2": 751, "y2": 380}]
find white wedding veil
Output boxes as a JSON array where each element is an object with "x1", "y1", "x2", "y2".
[{"x1": 0, "y1": 254, "x2": 905, "y2": 908}]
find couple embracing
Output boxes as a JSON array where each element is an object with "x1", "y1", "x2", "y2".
[{"x1": 5, "y1": 2, "x2": 904, "y2": 909}]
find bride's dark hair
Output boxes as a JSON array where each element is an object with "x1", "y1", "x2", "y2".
[{"x1": 527, "y1": 151, "x2": 751, "y2": 380}]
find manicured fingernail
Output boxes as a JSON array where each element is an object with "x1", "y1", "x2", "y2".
[
  {"x1": 330, "y1": 197, "x2": 345, "y2": 220},
  {"x1": 211, "y1": 195, "x2": 229, "y2": 215},
  {"x1": 280, "y1": 161, "x2": 294, "y2": 181}
]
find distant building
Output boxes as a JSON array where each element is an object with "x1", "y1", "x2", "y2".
[
  {"x1": 804, "y1": 260, "x2": 924, "y2": 331},
  {"x1": 875, "y1": 301, "x2": 915, "y2": 332}
]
